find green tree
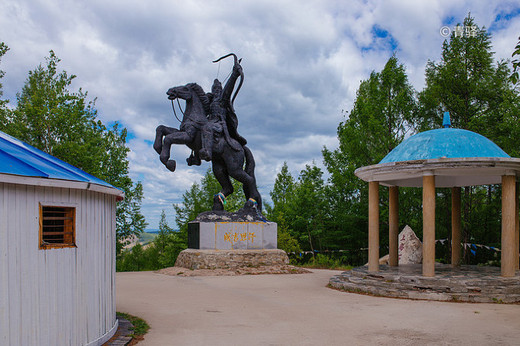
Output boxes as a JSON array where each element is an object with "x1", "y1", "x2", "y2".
[
  {"x1": 266, "y1": 162, "x2": 301, "y2": 254},
  {"x1": 271, "y1": 162, "x2": 294, "y2": 202},
  {"x1": 510, "y1": 36, "x2": 520, "y2": 85},
  {"x1": 418, "y1": 15, "x2": 520, "y2": 260},
  {"x1": 331, "y1": 55, "x2": 417, "y2": 169},
  {"x1": 156, "y1": 210, "x2": 173, "y2": 253},
  {"x1": 117, "y1": 210, "x2": 186, "y2": 271},
  {"x1": 273, "y1": 213, "x2": 301, "y2": 254},
  {"x1": 322, "y1": 55, "x2": 419, "y2": 258},
  {"x1": 0, "y1": 42, "x2": 7, "y2": 88},
  {"x1": 269, "y1": 162, "x2": 295, "y2": 217},
  {"x1": 290, "y1": 164, "x2": 327, "y2": 253},
  {"x1": 117, "y1": 181, "x2": 147, "y2": 250},
  {"x1": 0, "y1": 42, "x2": 10, "y2": 122},
  {"x1": 155, "y1": 209, "x2": 186, "y2": 267},
  {"x1": 418, "y1": 15, "x2": 520, "y2": 155},
  {"x1": 0, "y1": 50, "x2": 147, "y2": 250},
  {"x1": 127, "y1": 243, "x2": 146, "y2": 271},
  {"x1": 174, "y1": 181, "x2": 206, "y2": 236},
  {"x1": 173, "y1": 168, "x2": 244, "y2": 233}
]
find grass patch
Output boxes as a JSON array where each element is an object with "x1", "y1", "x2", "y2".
[
  {"x1": 492, "y1": 298, "x2": 504, "y2": 304},
  {"x1": 117, "y1": 312, "x2": 150, "y2": 337},
  {"x1": 298, "y1": 254, "x2": 353, "y2": 271},
  {"x1": 301, "y1": 262, "x2": 353, "y2": 271}
]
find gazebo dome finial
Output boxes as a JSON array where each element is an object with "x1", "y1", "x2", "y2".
[{"x1": 443, "y1": 111, "x2": 451, "y2": 128}]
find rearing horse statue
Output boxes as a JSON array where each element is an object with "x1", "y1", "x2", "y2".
[{"x1": 153, "y1": 54, "x2": 262, "y2": 212}]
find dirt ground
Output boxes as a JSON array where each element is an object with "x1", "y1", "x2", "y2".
[{"x1": 116, "y1": 268, "x2": 520, "y2": 345}]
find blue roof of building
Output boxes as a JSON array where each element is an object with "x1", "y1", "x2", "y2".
[
  {"x1": 0, "y1": 130, "x2": 116, "y2": 189},
  {"x1": 380, "y1": 128, "x2": 510, "y2": 164}
]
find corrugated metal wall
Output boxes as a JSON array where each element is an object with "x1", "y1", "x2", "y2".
[{"x1": 0, "y1": 183, "x2": 117, "y2": 346}]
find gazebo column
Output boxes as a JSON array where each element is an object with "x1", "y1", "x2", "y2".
[
  {"x1": 515, "y1": 183, "x2": 520, "y2": 270},
  {"x1": 423, "y1": 174, "x2": 436, "y2": 277},
  {"x1": 451, "y1": 187, "x2": 461, "y2": 267},
  {"x1": 368, "y1": 181, "x2": 380, "y2": 272},
  {"x1": 501, "y1": 175, "x2": 516, "y2": 277},
  {"x1": 388, "y1": 186, "x2": 399, "y2": 266}
]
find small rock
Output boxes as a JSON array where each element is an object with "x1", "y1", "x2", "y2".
[{"x1": 379, "y1": 254, "x2": 389, "y2": 265}]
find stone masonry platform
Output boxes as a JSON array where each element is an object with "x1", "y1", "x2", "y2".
[
  {"x1": 175, "y1": 249, "x2": 289, "y2": 270},
  {"x1": 330, "y1": 264, "x2": 520, "y2": 303}
]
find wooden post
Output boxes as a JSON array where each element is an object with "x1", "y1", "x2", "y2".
[
  {"x1": 368, "y1": 181, "x2": 380, "y2": 272},
  {"x1": 423, "y1": 175, "x2": 436, "y2": 277},
  {"x1": 389, "y1": 186, "x2": 399, "y2": 266},
  {"x1": 451, "y1": 187, "x2": 461, "y2": 267},
  {"x1": 501, "y1": 175, "x2": 516, "y2": 277}
]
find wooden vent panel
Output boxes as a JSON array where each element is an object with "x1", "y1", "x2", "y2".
[{"x1": 40, "y1": 205, "x2": 76, "y2": 249}]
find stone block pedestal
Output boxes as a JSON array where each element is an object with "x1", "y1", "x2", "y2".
[
  {"x1": 188, "y1": 221, "x2": 277, "y2": 250},
  {"x1": 175, "y1": 249, "x2": 289, "y2": 270},
  {"x1": 177, "y1": 221, "x2": 286, "y2": 270}
]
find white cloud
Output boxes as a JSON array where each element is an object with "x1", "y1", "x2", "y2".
[{"x1": 1, "y1": 0, "x2": 519, "y2": 228}]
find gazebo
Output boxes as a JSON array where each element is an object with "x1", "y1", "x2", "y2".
[{"x1": 354, "y1": 113, "x2": 520, "y2": 278}]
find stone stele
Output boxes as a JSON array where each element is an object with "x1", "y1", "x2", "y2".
[
  {"x1": 379, "y1": 225, "x2": 423, "y2": 265},
  {"x1": 399, "y1": 225, "x2": 423, "y2": 264}
]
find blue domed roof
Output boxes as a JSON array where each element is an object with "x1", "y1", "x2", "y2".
[{"x1": 380, "y1": 128, "x2": 509, "y2": 164}]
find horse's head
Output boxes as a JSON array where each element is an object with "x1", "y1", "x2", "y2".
[
  {"x1": 166, "y1": 84, "x2": 193, "y2": 101},
  {"x1": 167, "y1": 83, "x2": 210, "y2": 116}
]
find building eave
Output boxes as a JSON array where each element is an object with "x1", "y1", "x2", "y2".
[{"x1": 0, "y1": 173, "x2": 125, "y2": 199}]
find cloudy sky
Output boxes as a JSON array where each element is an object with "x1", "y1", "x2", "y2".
[{"x1": 1, "y1": 0, "x2": 519, "y2": 229}]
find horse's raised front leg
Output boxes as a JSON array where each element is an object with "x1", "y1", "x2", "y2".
[
  {"x1": 160, "y1": 130, "x2": 193, "y2": 172},
  {"x1": 154, "y1": 125, "x2": 178, "y2": 154}
]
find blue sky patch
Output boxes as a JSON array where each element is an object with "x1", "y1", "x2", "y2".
[
  {"x1": 489, "y1": 7, "x2": 520, "y2": 32},
  {"x1": 364, "y1": 25, "x2": 399, "y2": 52}
]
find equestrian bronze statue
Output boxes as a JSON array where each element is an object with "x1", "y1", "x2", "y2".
[{"x1": 154, "y1": 54, "x2": 262, "y2": 212}]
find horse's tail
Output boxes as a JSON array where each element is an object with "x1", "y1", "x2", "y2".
[{"x1": 243, "y1": 145, "x2": 256, "y2": 179}]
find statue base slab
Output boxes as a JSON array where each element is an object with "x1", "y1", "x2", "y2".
[
  {"x1": 174, "y1": 249, "x2": 289, "y2": 270},
  {"x1": 188, "y1": 221, "x2": 277, "y2": 250}
]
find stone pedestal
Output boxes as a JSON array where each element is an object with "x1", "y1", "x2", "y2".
[
  {"x1": 179, "y1": 218, "x2": 282, "y2": 270},
  {"x1": 188, "y1": 221, "x2": 277, "y2": 250},
  {"x1": 175, "y1": 249, "x2": 289, "y2": 270}
]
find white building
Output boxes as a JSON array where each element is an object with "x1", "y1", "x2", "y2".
[{"x1": 0, "y1": 131, "x2": 124, "y2": 345}]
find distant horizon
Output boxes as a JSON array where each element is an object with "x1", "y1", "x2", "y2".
[{"x1": 144, "y1": 228, "x2": 180, "y2": 234}]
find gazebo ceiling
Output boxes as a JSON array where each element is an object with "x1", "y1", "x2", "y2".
[{"x1": 355, "y1": 124, "x2": 520, "y2": 188}]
